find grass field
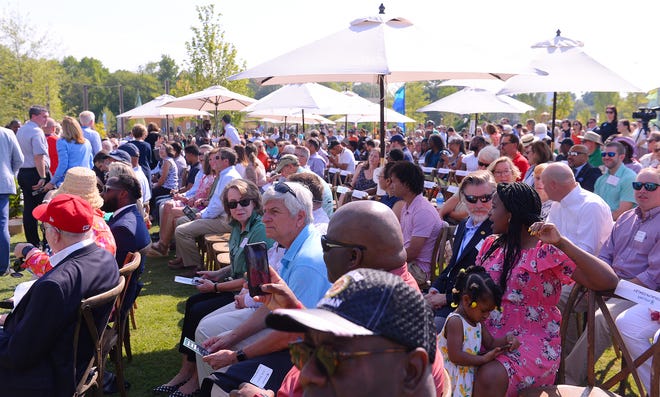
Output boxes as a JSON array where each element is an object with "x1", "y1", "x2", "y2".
[{"x1": 0, "y1": 229, "x2": 642, "y2": 397}]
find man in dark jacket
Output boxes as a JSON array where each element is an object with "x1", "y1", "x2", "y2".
[
  {"x1": 426, "y1": 170, "x2": 495, "y2": 330},
  {"x1": 568, "y1": 144, "x2": 602, "y2": 192},
  {"x1": 0, "y1": 194, "x2": 119, "y2": 396}
]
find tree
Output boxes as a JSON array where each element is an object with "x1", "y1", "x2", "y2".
[
  {"x1": 157, "y1": 54, "x2": 180, "y2": 91},
  {"x1": 0, "y1": 11, "x2": 63, "y2": 120},
  {"x1": 178, "y1": 4, "x2": 247, "y2": 95}
]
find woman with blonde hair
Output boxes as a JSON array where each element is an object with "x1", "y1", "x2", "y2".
[
  {"x1": 43, "y1": 116, "x2": 93, "y2": 190},
  {"x1": 487, "y1": 157, "x2": 521, "y2": 184}
]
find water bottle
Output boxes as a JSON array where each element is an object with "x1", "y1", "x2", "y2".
[{"x1": 435, "y1": 192, "x2": 444, "y2": 208}]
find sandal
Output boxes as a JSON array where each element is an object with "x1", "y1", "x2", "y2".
[{"x1": 146, "y1": 242, "x2": 169, "y2": 257}]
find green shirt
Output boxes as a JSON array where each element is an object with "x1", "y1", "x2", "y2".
[
  {"x1": 588, "y1": 147, "x2": 603, "y2": 167},
  {"x1": 229, "y1": 212, "x2": 273, "y2": 279}
]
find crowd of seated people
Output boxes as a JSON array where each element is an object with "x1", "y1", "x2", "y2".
[{"x1": 3, "y1": 108, "x2": 660, "y2": 397}]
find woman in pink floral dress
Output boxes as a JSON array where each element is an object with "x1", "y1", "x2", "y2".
[{"x1": 472, "y1": 182, "x2": 618, "y2": 397}]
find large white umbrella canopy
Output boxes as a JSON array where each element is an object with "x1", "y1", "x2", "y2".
[
  {"x1": 230, "y1": 7, "x2": 534, "y2": 156},
  {"x1": 499, "y1": 33, "x2": 643, "y2": 95},
  {"x1": 117, "y1": 94, "x2": 211, "y2": 119},
  {"x1": 344, "y1": 108, "x2": 415, "y2": 123},
  {"x1": 242, "y1": 83, "x2": 378, "y2": 116},
  {"x1": 161, "y1": 85, "x2": 256, "y2": 112},
  {"x1": 498, "y1": 31, "x2": 643, "y2": 131},
  {"x1": 249, "y1": 114, "x2": 336, "y2": 125},
  {"x1": 418, "y1": 88, "x2": 535, "y2": 114}
]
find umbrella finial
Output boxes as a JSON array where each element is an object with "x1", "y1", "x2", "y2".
[
  {"x1": 556, "y1": 29, "x2": 561, "y2": 37},
  {"x1": 379, "y1": 3, "x2": 385, "y2": 14}
]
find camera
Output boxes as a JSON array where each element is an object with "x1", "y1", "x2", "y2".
[{"x1": 632, "y1": 107, "x2": 659, "y2": 122}]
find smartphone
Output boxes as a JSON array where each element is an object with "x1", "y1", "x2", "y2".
[
  {"x1": 183, "y1": 205, "x2": 196, "y2": 221},
  {"x1": 245, "y1": 242, "x2": 271, "y2": 297},
  {"x1": 183, "y1": 337, "x2": 209, "y2": 356}
]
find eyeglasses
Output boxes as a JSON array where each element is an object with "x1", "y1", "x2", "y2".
[
  {"x1": 289, "y1": 341, "x2": 407, "y2": 377},
  {"x1": 274, "y1": 182, "x2": 297, "y2": 199},
  {"x1": 605, "y1": 110, "x2": 615, "y2": 114},
  {"x1": 499, "y1": 141, "x2": 514, "y2": 147},
  {"x1": 632, "y1": 182, "x2": 659, "y2": 192},
  {"x1": 568, "y1": 151, "x2": 587, "y2": 156},
  {"x1": 320, "y1": 235, "x2": 367, "y2": 253},
  {"x1": 40, "y1": 223, "x2": 59, "y2": 234},
  {"x1": 493, "y1": 169, "x2": 511, "y2": 176},
  {"x1": 478, "y1": 161, "x2": 491, "y2": 168},
  {"x1": 464, "y1": 193, "x2": 494, "y2": 204},
  {"x1": 227, "y1": 198, "x2": 252, "y2": 209},
  {"x1": 103, "y1": 185, "x2": 122, "y2": 193},
  {"x1": 601, "y1": 152, "x2": 618, "y2": 158}
]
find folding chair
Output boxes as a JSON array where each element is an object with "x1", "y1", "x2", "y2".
[{"x1": 73, "y1": 276, "x2": 125, "y2": 397}]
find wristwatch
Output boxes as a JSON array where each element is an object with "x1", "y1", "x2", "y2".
[{"x1": 235, "y1": 349, "x2": 247, "y2": 362}]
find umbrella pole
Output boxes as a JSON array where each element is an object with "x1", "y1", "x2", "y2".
[
  {"x1": 214, "y1": 105, "x2": 219, "y2": 138},
  {"x1": 345, "y1": 115, "x2": 348, "y2": 136},
  {"x1": 551, "y1": 91, "x2": 558, "y2": 139},
  {"x1": 379, "y1": 74, "x2": 385, "y2": 158},
  {"x1": 302, "y1": 109, "x2": 305, "y2": 134}
]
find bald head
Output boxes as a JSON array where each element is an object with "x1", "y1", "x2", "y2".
[
  {"x1": 324, "y1": 201, "x2": 406, "y2": 282},
  {"x1": 541, "y1": 162, "x2": 577, "y2": 201}
]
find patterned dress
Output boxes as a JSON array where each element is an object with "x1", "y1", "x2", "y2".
[
  {"x1": 438, "y1": 312, "x2": 482, "y2": 397},
  {"x1": 476, "y1": 236, "x2": 576, "y2": 397}
]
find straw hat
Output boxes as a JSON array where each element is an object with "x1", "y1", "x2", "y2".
[
  {"x1": 53, "y1": 167, "x2": 103, "y2": 209},
  {"x1": 579, "y1": 131, "x2": 603, "y2": 145}
]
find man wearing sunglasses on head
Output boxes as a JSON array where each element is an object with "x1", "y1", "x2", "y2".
[
  {"x1": 565, "y1": 167, "x2": 660, "y2": 386},
  {"x1": 427, "y1": 170, "x2": 495, "y2": 330},
  {"x1": 594, "y1": 141, "x2": 637, "y2": 220}
]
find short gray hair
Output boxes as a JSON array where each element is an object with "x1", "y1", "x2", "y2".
[
  {"x1": 79, "y1": 110, "x2": 95, "y2": 126},
  {"x1": 262, "y1": 181, "x2": 313, "y2": 225}
]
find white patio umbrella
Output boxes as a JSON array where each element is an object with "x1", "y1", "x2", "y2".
[
  {"x1": 418, "y1": 88, "x2": 534, "y2": 114},
  {"x1": 117, "y1": 94, "x2": 211, "y2": 119},
  {"x1": 344, "y1": 108, "x2": 415, "y2": 123},
  {"x1": 249, "y1": 114, "x2": 336, "y2": 125},
  {"x1": 498, "y1": 31, "x2": 643, "y2": 131},
  {"x1": 161, "y1": 85, "x2": 256, "y2": 133},
  {"x1": 230, "y1": 6, "x2": 534, "y2": 156}
]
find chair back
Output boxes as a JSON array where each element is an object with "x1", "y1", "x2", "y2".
[{"x1": 73, "y1": 276, "x2": 125, "y2": 396}]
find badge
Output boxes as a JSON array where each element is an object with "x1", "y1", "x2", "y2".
[
  {"x1": 634, "y1": 231, "x2": 646, "y2": 243},
  {"x1": 606, "y1": 175, "x2": 619, "y2": 186}
]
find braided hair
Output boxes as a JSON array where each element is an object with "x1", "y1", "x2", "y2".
[
  {"x1": 451, "y1": 266, "x2": 503, "y2": 309},
  {"x1": 484, "y1": 182, "x2": 542, "y2": 292}
]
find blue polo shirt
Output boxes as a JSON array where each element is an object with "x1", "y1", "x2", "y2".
[
  {"x1": 279, "y1": 224, "x2": 331, "y2": 308},
  {"x1": 594, "y1": 164, "x2": 637, "y2": 212}
]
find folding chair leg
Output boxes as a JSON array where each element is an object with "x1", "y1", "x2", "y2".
[{"x1": 129, "y1": 303, "x2": 137, "y2": 330}]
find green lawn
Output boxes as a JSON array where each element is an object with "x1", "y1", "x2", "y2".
[{"x1": 0, "y1": 231, "x2": 643, "y2": 397}]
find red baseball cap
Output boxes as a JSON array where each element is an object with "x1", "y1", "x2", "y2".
[{"x1": 33, "y1": 194, "x2": 93, "y2": 233}]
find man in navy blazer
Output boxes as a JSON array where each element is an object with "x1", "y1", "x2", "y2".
[
  {"x1": 102, "y1": 174, "x2": 150, "y2": 313},
  {"x1": 426, "y1": 170, "x2": 495, "y2": 330},
  {"x1": 568, "y1": 144, "x2": 602, "y2": 192},
  {"x1": 0, "y1": 194, "x2": 119, "y2": 396}
]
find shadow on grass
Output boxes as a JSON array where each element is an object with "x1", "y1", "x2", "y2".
[{"x1": 108, "y1": 348, "x2": 185, "y2": 397}]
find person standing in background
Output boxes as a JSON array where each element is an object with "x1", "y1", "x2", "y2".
[
  {"x1": 0, "y1": 126, "x2": 24, "y2": 274},
  {"x1": 78, "y1": 111, "x2": 102, "y2": 155}
]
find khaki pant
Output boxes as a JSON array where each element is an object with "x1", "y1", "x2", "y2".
[{"x1": 174, "y1": 216, "x2": 231, "y2": 268}]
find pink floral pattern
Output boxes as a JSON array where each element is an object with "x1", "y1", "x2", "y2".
[{"x1": 476, "y1": 235, "x2": 575, "y2": 396}]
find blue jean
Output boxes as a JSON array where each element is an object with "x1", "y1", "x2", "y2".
[{"x1": 0, "y1": 194, "x2": 10, "y2": 273}]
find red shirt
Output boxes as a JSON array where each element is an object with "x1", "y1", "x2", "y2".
[
  {"x1": 46, "y1": 134, "x2": 59, "y2": 175},
  {"x1": 257, "y1": 151, "x2": 270, "y2": 171},
  {"x1": 512, "y1": 152, "x2": 529, "y2": 182}
]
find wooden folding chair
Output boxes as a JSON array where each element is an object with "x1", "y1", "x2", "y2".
[{"x1": 73, "y1": 276, "x2": 125, "y2": 397}]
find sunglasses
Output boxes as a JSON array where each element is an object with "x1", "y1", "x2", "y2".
[
  {"x1": 499, "y1": 141, "x2": 514, "y2": 146},
  {"x1": 601, "y1": 152, "x2": 618, "y2": 158},
  {"x1": 227, "y1": 198, "x2": 252, "y2": 209},
  {"x1": 320, "y1": 235, "x2": 367, "y2": 253},
  {"x1": 274, "y1": 182, "x2": 297, "y2": 199},
  {"x1": 289, "y1": 341, "x2": 407, "y2": 377},
  {"x1": 605, "y1": 110, "x2": 615, "y2": 114},
  {"x1": 214, "y1": 155, "x2": 224, "y2": 160},
  {"x1": 464, "y1": 193, "x2": 494, "y2": 204},
  {"x1": 568, "y1": 151, "x2": 587, "y2": 156},
  {"x1": 478, "y1": 161, "x2": 491, "y2": 167},
  {"x1": 632, "y1": 182, "x2": 659, "y2": 192},
  {"x1": 103, "y1": 185, "x2": 122, "y2": 193}
]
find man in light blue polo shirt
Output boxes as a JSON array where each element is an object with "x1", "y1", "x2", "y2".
[
  {"x1": 78, "y1": 111, "x2": 102, "y2": 155},
  {"x1": 594, "y1": 141, "x2": 637, "y2": 220}
]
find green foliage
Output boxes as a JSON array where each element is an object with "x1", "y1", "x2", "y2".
[
  {"x1": 555, "y1": 92, "x2": 575, "y2": 120},
  {"x1": 403, "y1": 82, "x2": 429, "y2": 125},
  {"x1": 0, "y1": 11, "x2": 64, "y2": 121},
  {"x1": 9, "y1": 180, "x2": 22, "y2": 218}
]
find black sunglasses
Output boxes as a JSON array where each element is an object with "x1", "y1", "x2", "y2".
[
  {"x1": 464, "y1": 193, "x2": 494, "y2": 204},
  {"x1": 274, "y1": 182, "x2": 297, "y2": 199},
  {"x1": 478, "y1": 161, "x2": 490, "y2": 167},
  {"x1": 227, "y1": 198, "x2": 252, "y2": 209},
  {"x1": 320, "y1": 235, "x2": 367, "y2": 253},
  {"x1": 632, "y1": 182, "x2": 659, "y2": 192},
  {"x1": 289, "y1": 341, "x2": 407, "y2": 377}
]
